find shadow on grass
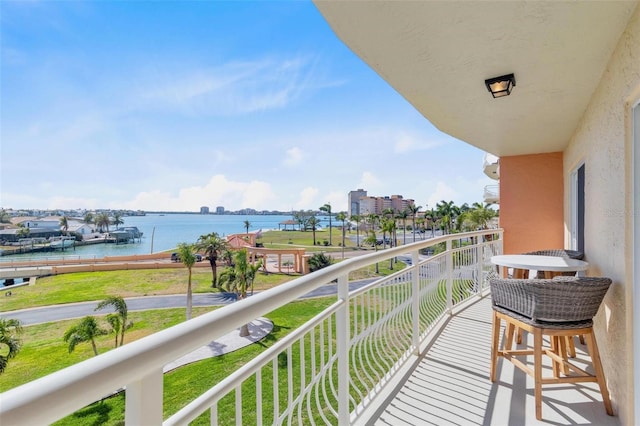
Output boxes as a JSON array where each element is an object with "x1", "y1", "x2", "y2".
[
  {"x1": 68, "y1": 399, "x2": 116, "y2": 426},
  {"x1": 255, "y1": 323, "x2": 288, "y2": 348}
]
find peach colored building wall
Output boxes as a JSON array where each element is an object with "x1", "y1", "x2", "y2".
[{"x1": 499, "y1": 152, "x2": 564, "y2": 254}]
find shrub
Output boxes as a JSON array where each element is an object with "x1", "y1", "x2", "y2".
[{"x1": 308, "y1": 252, "x2": 334, "y2": 273}]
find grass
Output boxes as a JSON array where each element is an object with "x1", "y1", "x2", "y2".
[
  {"x1": 260, "y1": 229, "x2": 358, "y2": 252},
  {"x1": 0, "y1": 268, "x2": 293, "y2": 312},
  {"x1": 35, "y1": 298, "x2": 336, "y2": 426}
]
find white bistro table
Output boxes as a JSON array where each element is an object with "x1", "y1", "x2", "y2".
[{"x1": 491, "y1": 254, "x2": 589, "y2": 279}]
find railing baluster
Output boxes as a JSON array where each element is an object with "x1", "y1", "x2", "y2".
[
  {"x1": 446, "y1": 239, "x2": 453, "y2": 314},
  {"x1": 412, "y1": 249, "x2": 420, "y2": 353},
  {"x1": 210, "y1": 401, "x2": 217, "y2": 426},
  {"x1": 235, "y1": 386, "x2": 242, "y2": 426},
  {"x1": 256, "y1": 370, "x2": 262, "y2": 426},
  {"x1": 337, "y1": 272, "x2": 350, "y2": 424}
]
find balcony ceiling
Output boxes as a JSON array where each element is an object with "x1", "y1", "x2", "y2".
[{"x1": 314, "y1": 1, "x2": 639, "y2": 157}]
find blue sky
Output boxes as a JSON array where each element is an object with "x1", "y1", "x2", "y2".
[{"x1": 1, "y1": 1, "x2": 495, "y2": 213}]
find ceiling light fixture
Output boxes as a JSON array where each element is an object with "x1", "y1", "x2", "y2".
[{"x1": 485, "y1": 73, "x2": 516, "y2": 98}]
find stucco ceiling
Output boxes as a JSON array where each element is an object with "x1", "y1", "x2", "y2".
[{"x1": 314, "y1": 1, "x2": 639, "y2": 157}]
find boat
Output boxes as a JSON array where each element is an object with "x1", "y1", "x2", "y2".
[
  {"x1": 109, "y1": 227, "x2": 143, "y2": 244},
  {"x1": 117, "y1": 226, "x2": 143, "y2": 238},
  {"x1": 49, "y1": 236, "x2": 75, "y2": 249}
]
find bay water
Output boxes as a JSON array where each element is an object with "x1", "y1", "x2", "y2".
[{"x1": 1, "y1": 213, "x2": 309, "y2": 262}]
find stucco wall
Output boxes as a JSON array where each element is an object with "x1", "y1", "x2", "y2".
[
  {"x1": 563, "y1": 5, "x2": 640, "y2": 425},
  {"x1": 499, "y1": 152, "x2": 564, "y2": 255}
]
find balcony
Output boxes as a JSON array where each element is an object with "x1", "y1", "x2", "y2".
[
  {"x1": 484, "y1": 184, "x2": 500, "y2": 205},
  {"x1": 483, "y1": 154, "x2": 500, "y2": 181},
  {"x1": 0, "y1": 230, "x2": 617, "y2": 425}
]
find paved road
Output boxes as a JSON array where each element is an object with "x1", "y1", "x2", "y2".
[{"x1": 1, "y1": 279, "x2": 379, "y2": 326}]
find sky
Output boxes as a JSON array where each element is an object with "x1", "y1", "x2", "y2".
[{"x1": 1, "y1": 1, "x2": 496, "y2": 213}]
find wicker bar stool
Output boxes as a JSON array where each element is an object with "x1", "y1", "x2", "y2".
[
  {"x1": 513, "y1": 249, "x2": 587, "y2": 351},
  {"x1": 489, "y1": 276, "x2": 613, "y2": 420}
]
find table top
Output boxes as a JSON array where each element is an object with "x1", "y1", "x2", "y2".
[{"x1": 490, "y1": 254, "x2": 589, "y2": 272}]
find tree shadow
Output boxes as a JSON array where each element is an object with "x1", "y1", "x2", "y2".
[
  {"x1": 70, "y1": 398, "x2": 117, "y2": 426},
  {"x1": 255, "y1": 323, "x2": 289, "y2": 347}
]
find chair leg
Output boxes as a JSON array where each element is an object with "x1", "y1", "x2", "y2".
[
  {"x1": 551, "y1": 336, "x2": 560, "y2": 378},
  {"x1": 506, "y1": 323, "x2": 515, "y2": 350},
  {"x1": 534, "y1": 329, "x2": 543, "y2": 420},
  {"x1": 490, "y1": 311, "x2": 501, "y2": 382},
  {"x1": 566, "y1": 336, "x2": 576, "y2": 358},
  {"x1": 558, "y1": 337, "x2": 570, "y2": 375},
  {"x1": 584, "y1": 331, "x2": 613, "y2": 416}
]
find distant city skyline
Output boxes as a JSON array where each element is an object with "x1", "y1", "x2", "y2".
[{"x1": 1, "y1": 2, "x2": 496, "y2": 213}]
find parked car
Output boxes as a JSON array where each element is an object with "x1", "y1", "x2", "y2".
[{"x1": 171, "y1": 252, "x2": 202, "y2": 262}]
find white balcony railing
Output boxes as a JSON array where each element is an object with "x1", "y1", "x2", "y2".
[
  {"x1": 484, "y1": 184, "x2": 500, "y2": 204},
  {"x1": 0, "y1": 229, "x2": 503, "y2": 425}
]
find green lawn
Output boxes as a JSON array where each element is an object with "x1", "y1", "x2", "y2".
[
  {"x1": 260, "y1": 228, "x2": 358, "y2": 252},
  {"x1": 35, "y1": 298, "x2": 336, "y2": 426},
  {"x1": 0, "y1": 268, "x2": 293, "y2": 312}
]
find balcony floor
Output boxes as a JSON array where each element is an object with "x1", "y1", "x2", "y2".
[{"x1": 371, "y1": 296, "x2": 620, "y2": 426}]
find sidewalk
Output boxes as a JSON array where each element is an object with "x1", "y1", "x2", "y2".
[{"x1": 164, "y1": 317, "x2": 273, "y2": 372}]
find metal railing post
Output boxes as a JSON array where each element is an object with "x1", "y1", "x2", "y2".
[
  {"x1": 125, "y1": 368, "x2": 163, "y2": 425},
  {"x1": 412, "y1": 249, "x2": 420, "y2": 353},
  {"x1": 476, "y1": 237, "x2": 484, "y2": 293},
  {"x1": 336, "y1": 272, "x2": 350, "y2": 424},
  {"x1": 446, "y1": 239, "x2": 453, "y2": 314}
]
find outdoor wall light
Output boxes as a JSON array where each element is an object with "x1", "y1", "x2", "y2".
[{"x1": 485, "y1": 73, "x2": 516, "y2": 98}]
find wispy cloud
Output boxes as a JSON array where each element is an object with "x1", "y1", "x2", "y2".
[
  {"x1": 137, "y1": 55, "x2": 332, "y2": 116},
  {"x1": 394, "y1": 131, "x2": 445, "y2": 153}
]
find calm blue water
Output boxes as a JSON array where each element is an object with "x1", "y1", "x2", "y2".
[{"x1": 1, "y1": 214, "x2": 304, "y2": 262}]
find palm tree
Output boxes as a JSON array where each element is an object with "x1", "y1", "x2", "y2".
[
  {"x1": 416, "y1": 217, "x2": 426, "y2": 239},
  {"x1": 407, "y1": 204, "x2": 421, "y2": 242},
  {"x1": 111, "y1": 212, "x2": 124, "y2": 229},
  {"x1": 196, "y1": 232, "x2": 228, "y2": 288},
  {"x1": 380, "y1": 218, "x2": 393, "y2": 249},
  {"x1": 0, "y1": 209, "x2": 12, "y2": 224},
  {"x1": 308, "y1": 216, "x2": 320, "y2": 245},
  {"x1": 350, "y1": 214, "x2": 361, "y2": 247},
  {"x1": 381, "y1": 218, "x2": 396, "y2": 269},
  {"x1": 319, "y1": 203, "x2": 332, "y2": 245},
  {"x1": 95, "y1": 296, "x2": 130, "y2": 347},
  {"x1": 105, "y1": 314, "x2": 122, "y2": 348},
  {"x1": 396, "y1": 210, "x2": 409, "y2": 245},
  {"x1": 63, "y1": 316, "x2": 107, "y2": 356},
  {"x1": 363, "y1": 231, "x2": 380, "y2": 274},
  {"x1": 95, "y1": 212, "x2": 111, "y2": 233},
  {"x1": 243, "y1": 220, "x2": 251, "y2": 234},
  {"x1": 16, "y1": 226, "x2": 30, "y2": 239},
  {"x1": 59, "y1": 216, "x2": 69, "y2": 236},
  {"x1": 436, "y1": 200, "x2": 460, "y2": 234},
  {"x1": 83, "y1": 212, "x2": 94, "y2": 226},
  {"x1": 366, "y1": 213, "x2": 379, "y2": 234},
  {"x1": 218, "y1": 248, "x2": 262, "y2": 337},
  {"x1": 336, "y1": 211, "x2": 347, "y2": 258},
  {"x1": 0, "y1": 318, "x2": 23, "y2": 374},
  {"x1": 176, "y1": 242, "x2": 197, "y2": 320}
]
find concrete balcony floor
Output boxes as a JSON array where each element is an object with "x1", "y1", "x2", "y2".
[{"x1": 370, "y1": 296, "x2": 619, "y2": 426}]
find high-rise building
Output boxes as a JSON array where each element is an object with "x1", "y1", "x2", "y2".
[
  {"x1": 347, "y1": 189, "x2": 367, "y2": 216},
  {"x1": 348, "y1": 189, "x2": 416, "y2": 216},
  {"x1": 215, "y1": 206, "x2": 225, "y2": 214},
  {"x1": 200, "y1": 206, "x2": 210, "y2": 214}
]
